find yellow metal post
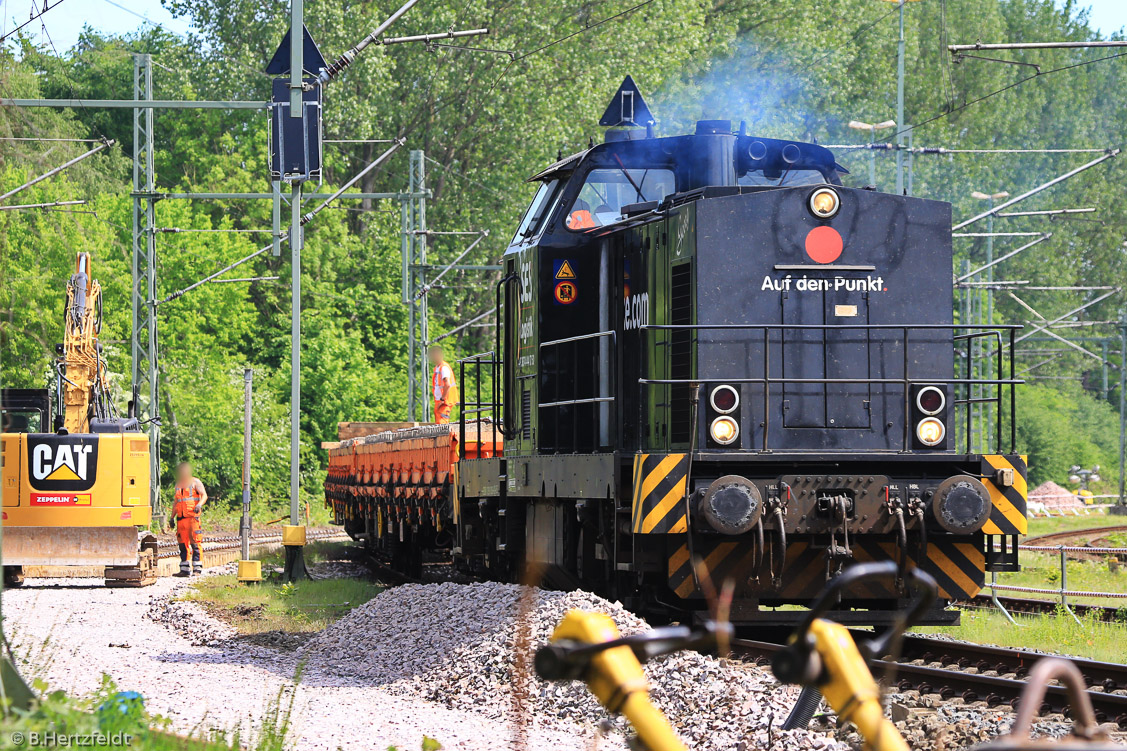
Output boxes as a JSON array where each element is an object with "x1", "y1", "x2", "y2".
[
  {"x1": 549, "y1": 610, "x2": 686, "y2": 751},
  {"x1": 237, "y1": 368, "x2": 261, "y2": 583},
  {"x1": 807, "y1": 619, "x2": 908, "y2": 751}
]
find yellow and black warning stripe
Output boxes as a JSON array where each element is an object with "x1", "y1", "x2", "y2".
[
  {"x1": 981, "y1": 454, "x2": 1028, "y2": 536},
  {"x1": 631, "y1": 453, "x2": 689, "y2": 534},
  {"x1": 853, "y1": 540, "x2": 985, "y2": 601},
  {"x1": 667, "y1": 539, "x2": 758, "y2": 599},
  {"x1": 667, "y1": 537, "x2": 987, "y2": 601}
]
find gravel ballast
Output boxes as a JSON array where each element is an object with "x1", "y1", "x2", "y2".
[
  {"x1": 5, "y1": 576, "x2": 593, "y2": 750},
  {"x1": 301, "y1": 581, "x2": 843, "y2": 751},
  {"x1": 6, "y1": 573, "x2": 842, "y2": 751},
  {"x1": 7, "y1": 572, "x2": 1074, "y2": 751}
]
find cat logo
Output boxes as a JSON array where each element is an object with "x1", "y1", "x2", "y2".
[{"x1": 26, "y1": 435, "x2": 99, "y2": 491}]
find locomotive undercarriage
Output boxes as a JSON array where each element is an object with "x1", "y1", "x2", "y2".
[
  {"x1": 446, "y1": 453, "x2": 1012, "y2": 626},
  {"x1": 331, "y1": 447, "x2": 1019, "y2": 627}
]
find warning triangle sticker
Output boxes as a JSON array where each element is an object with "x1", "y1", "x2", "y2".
[
  {"x1": 45, "y1": 464, "x2": 81, "y2": 481},
  {"x1": 555, "y1": 260, "x2": 577, "y2": 280}
]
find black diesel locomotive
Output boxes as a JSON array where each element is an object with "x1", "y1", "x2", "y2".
[{"x1": 331, "y1": 80, "x2": 1028, "y2": 626}]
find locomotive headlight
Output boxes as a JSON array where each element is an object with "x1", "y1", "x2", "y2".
[
  {"x1": 809, "y1": 187, "x2": 840, "y2": 219},
  {"x1": 710, "y1": 385, "x2": 740, "y2": 415},
  {"x1": 915, "y1": 417, "x2": 946, "y2": 447},
  {"x1": 915, "y1": 385, "x2": 946, "y2": 416},
  {"x1": 710, "y1": 416, "x2": 739, "y2": 445}
]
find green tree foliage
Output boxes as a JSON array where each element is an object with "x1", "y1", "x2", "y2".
[
  {"x1": 3, "y1": 0, "x2": 1127, "y2": 508},
  {"x1": 1016, "y1": 383, "x2": 1121, "y2": 490}
]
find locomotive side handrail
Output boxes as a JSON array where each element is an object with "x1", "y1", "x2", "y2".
[
  {"x1": 954, "y1": 329, "x2": 1006, "y2": 453},
  {"x1": 457, "y1": 350, "x2": 502, "y2": 460},
  {"x1": 638, "y1": 323, "x2": 1021, "y2": 454},
  {"x1": 539, "y1": 330, "x2": 617, "y2": 408},
  {"x1": 540, "y1": 330, "x2": 617, "y2": 452}
]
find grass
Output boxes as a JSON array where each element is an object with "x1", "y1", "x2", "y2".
[
  {"x1": 1, "y1": 672, "x2": 241, "y2": 750},
  {"x1": 178, "y1": 542, "x2": 383, "y2": 637},
  {"x1": 998, "y1": 549, "x2": 1127, "y2": 605},
  {"x1": 992, "y1": 514, "x2": 1127, "y2": 609},
  {"x1": 917, "y1": 609, "x2": 1127, "y2": 663},
  {"x1": 912, "y1": 515, "x2": 1127, "y2": 661},
  {"x1": 1026, "y1": 513, "x2": 1124, "y2": 537}
]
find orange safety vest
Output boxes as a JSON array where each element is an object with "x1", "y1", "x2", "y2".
[
  {"x1": 567, "y1": 210, "x2": 596, "y2": 229},
  {"x1": 432, "y1": 362, "x2": 460, "y2": 407},
  {"x1": 173, "y1": 482, "x2": 203, "y2": 520}
]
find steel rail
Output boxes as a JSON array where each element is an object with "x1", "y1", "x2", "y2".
[
  {"x1": 155, "y1": 528, "x2": 347, "y2": 559},
  {"x1": 965, "y1": 594, "x2": 1126, "y2": 622},
  {"x1": 1023, "y1": 525, "x2": 1127, "y2": 546},
  {"x1": 732, "y1": 638, "x2": 1127, "y2": 726}
]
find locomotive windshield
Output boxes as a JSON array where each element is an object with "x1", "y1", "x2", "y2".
[{"x1": 566, "y1": 167, "x2": 675, "y2": 230}]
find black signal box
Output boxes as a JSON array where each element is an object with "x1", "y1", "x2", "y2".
[{"x1": 270, "y1": 77, "x2": 322, "y2": 182}]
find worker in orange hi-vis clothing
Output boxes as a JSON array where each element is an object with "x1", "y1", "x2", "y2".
[
  {"x1": 429, "y1": 344, "x2": 460, "y2": 425},
  {"x1": 169, "y1": 461, "x2": 208, "y2": 576}
]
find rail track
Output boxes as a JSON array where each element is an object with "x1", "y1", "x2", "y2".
[
  {"x1": 152, "y1": 527, "x2": 348, "y2": 561},
  {"x1": 732, "y1": 635, "x2": 1127, "y2": 728},
  {"x1": 1023, "y1": 525, "x2": 1127, "y2": 546},
  {"x1": 965, "y1": 594, "x2": 1126, "y2": 622}
]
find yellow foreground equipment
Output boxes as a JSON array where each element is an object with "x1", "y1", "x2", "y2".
[
  {"x1": 542, "y1": 611, "x2": 686, "y2": 751},
  {"x1": 536, "y1": 562, "x2": 931, "y2": 751},
  {"x1": 535, "y1": 612, "x2": 732, "y2": 751},
  {"x1": 796, "y1": 619, "x2": 908, "y2": 751}
]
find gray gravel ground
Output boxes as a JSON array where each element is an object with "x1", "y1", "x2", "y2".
[
  {"x1": 302, "y1": 581, "x2": 846, "y2": 751},
  {"x1": 4, "y1": 572, "x2": 844, "y2": 751},
  {"x1": 4, "y1": 573, "x2": 613, "y2": 750},
  {"x1": 14, "y1": 569, "x2": 1075, "y2": 751}
]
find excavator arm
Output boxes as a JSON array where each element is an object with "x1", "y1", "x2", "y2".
[{"x1": 60, "y1": 252, "x2": 109, "y2": 434}]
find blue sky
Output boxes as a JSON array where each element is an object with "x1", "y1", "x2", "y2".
[{"x1": 1, "y1": 0, "x2": 1125, "y2": 53}]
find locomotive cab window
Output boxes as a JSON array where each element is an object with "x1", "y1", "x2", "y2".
[
  {"x1": 566, "y1": 167, "x2": 675, "y2": 230},
  {"x1": 512, "y1": 179, "x2": 562, "y2": 244}
]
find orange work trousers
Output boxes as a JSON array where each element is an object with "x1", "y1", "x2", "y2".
[
  {"x1": 176, "y1": 517, "x2": 203, "y2": 574},
  {"x1": 434, "y1": 401, "x2": 452, "y2": 425}
]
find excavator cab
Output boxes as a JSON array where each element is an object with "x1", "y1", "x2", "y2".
[{"x1": 1, "y1": 389, "x2": 51, "y2": 433}]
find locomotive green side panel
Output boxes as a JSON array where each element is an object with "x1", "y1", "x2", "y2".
[
  {"x1": 510, "y1": 245, "x2": 539, "y2": 457},
  {"x1": 644, "y1": 204, "x2": 697, "y2": 451}
]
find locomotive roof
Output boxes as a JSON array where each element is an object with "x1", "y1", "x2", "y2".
[{"x1": 528, "y1": 124, "x2": 848, "y2": 184}]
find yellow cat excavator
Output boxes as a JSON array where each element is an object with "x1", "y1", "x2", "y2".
[{"x1": 2, "y1": 252, "x2": 157, "y2": 587}]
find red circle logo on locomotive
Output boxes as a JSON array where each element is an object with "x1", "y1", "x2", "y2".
[{"x1": 804, "y1": 226, "x2": 843, "y2": 264}]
